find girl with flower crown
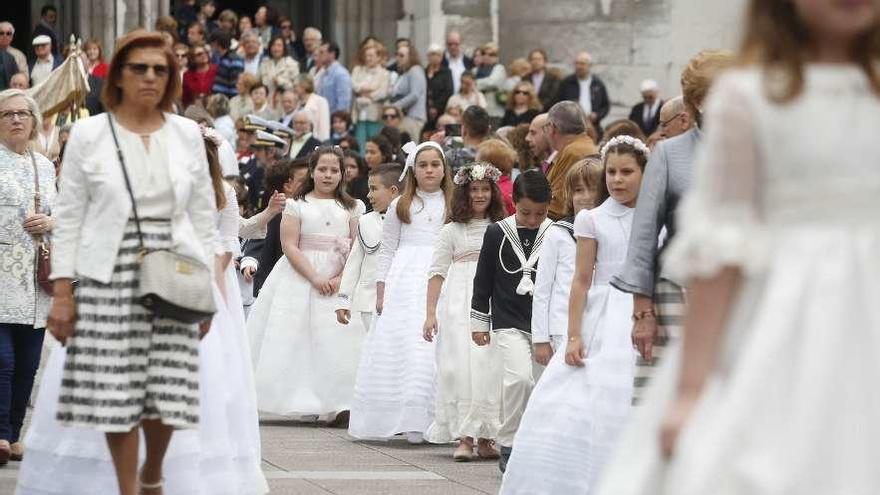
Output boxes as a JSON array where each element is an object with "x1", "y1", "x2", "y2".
[
  {"x1": 500, "y1": 135, "x2": 648, "y2": 494},
  {"x1": 348, "y1": 141, "x2": 454, "y2": 443},
  {"x1": 422, "y1": 162, "x2": 508, "y2": 461}
]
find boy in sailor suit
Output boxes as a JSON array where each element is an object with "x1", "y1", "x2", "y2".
[
  {"x1": 471, "y1": 170, "x2": 553, "y2": 473},
  {"x1": 336, "y1": 163, "x2": 402, "y2": 330}
]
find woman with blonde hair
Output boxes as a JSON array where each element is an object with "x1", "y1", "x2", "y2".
[
  {"x1": 83, "y1": 39, "x2": 108, "y2": 78},
  {"x1": 500, "y1": 81, "x2": 541, "y2": 127},
  {"x1": 229, "y1": 72, "x2": 259, "y2": 121}
]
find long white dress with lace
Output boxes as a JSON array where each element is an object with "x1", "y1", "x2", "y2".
[
  {"x1": 424, "y1": 218, "x2": 503, "y2": 443},
  {"x1": 596, "y1": 65, "x2": 880, "y2": 495},
  {"x1": 247, "y1": 195, "x2": 365, "y2": 417},
  {"x1": 16, "y1": 183, "x2": 269, "y2": 495},
  {"x1": 500, "y1": 198, "x2": 636, "y2": 494}
]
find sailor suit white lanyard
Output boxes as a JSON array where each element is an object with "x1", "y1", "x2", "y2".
[{"x1": 496, "y1": 217, "x2": 553, "y2": 296}]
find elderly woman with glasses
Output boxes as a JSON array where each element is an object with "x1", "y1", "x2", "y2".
[
  {"x1": 0, "y1": 89, "x2": 55, "y2": 465},
  {"x1": 45, "y1": 30, "x2": 217, "y2": 495}
]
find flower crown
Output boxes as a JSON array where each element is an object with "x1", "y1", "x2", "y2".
[
  {"x1": 200, "y1": 125, "x2": 223, "y2": 147},
  {"x1": 453, "y1": 162, "x2": 502, "y2": 186},
  {"x1": 600, "y1": 135, "x2": 650, "y2": 162}
]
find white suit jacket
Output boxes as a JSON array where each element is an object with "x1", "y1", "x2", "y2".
[
  {"x1": 51, "y1": 113, "x2": 217, "y2": 284},
  {"x1": 336, "y1": 211, "x2": 383, "y2": 313},
  {"x1": 531, "y1": 221, "x2": 576, "y2": 343}
]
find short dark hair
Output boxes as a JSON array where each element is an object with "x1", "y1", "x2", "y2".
[
  {"x1": 41, "y1": 5, "x2": 57, "y2": 16},
  {"x1": 378, "y1": 126, "x2": 401, "y2": 154},
  {"x1": 331, "y1": 110, "x2": 352, "y2": 128},
  {"x1": 513, "y1": 169, "x2": 551, "y2": 204},
  {"x1": 323, "y1": 41, "x2": 340, "y2": 60},
  {"x1": 267, "y1": 35, "x2": 288, "y2": 57},
  {"x1": 367, "y1": 134, "x2": 394, "y2": 163},
  {"x1": 462, "y1": 106, "x2": 490, "y2": 139},
  {"x1": 249, "y1": 83, "x2": 267, "y2": 95},
  {"x1": 209, "y1": 29, "x2": 232, "y2": 50},
  {"x1": 369, "y1": 163, "x2": 403, "y2": 189},
  {"x1": 339, "y1": 135, "x2": 359, "y2": 152}
]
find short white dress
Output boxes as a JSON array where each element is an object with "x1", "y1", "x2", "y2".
[
  {"x1": 597, "y1": 66, "x2": 880, "y2": 495},
  {"x1": 348, "y1": 190, "x2": 446, "y2": 439},
  {"x1": 248, "y1": 195, "x2": 365, "y2": 417},
  {"x1": 424, "y1": 218, "x2": 502, "y2": 443},
  {"x1": 501, "y1": 198, "x2": 636, "y2": 494}
]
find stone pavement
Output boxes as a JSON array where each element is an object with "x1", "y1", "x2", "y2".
[{"x1": 0, "y1": 415, "x2": 503, "y2": 495}]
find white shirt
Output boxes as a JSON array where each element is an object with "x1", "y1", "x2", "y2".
[
  {"x1": 643, "y1": 99, "x2": 661, "y2": 125},
  {"x1": 578, "y1": 76, "x2": 592, "y2": 115},
  {"x1": 531, "y1": 71, "x2": 545, "y2": 93},
  {"x1": 113, "y1": 122, "x2": 174, "y2": 219},
  {"x1": 288, "y1": 132, "x2": 313, "y2": 158},
  {"x1": 337, "y1": 211, "x2": 385, "y2": 313},
  {"x1": 531, "y1": 222, "x2": 576, "y2": 343},
  {"x1": 446, "y1": 52, "x2": 466, "y2": 94},
  {"x1": 30, "y1": 56, "x2": 54, "y2": 86},
  {"x1": 243, "y1": 51, "x2": 262, "y2": 75}
]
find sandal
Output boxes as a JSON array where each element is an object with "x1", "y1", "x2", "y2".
[
  {"x1": 139, "y1": 476, "x2": 164, "y2": 495},
  {"x1": 0, "y1": 440, "x2": 10, "y2": 466}
]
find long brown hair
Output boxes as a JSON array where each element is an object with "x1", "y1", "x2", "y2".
[
  {"x1": 101, "y1": 30, "x2": 181, "y2": 112},
  {"x1": 564, "y1": 155, "x2": 607, "y2": 216},
  {"x1": 204, "y1": 138, "x2": 227, "y2": 210},
  {"x1": 395, "y1": 146, "x2": 453, "y2": 224},
  {"x1": 739, "y1": 0, "x2": 880, "y2": 101},
  {"x1": 448, "y1": 177, "x2": 507, "y2": 224},
  {"x1": 293, "y1": 146, "x2": 356, "y2": 210}
]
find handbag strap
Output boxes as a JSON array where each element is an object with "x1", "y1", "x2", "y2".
[
  {"x1": 28, "y1": 150, "x2": 46, "y2": 246},
  {"x1": 106, "y1": 113, "x2": 145, "y2": 252}
]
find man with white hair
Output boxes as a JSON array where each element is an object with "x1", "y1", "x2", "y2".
[
  {"x1": 0, "y1": 23, "x2": 28, "y2": 80},
  {"x1": 442, "y1": 30, "x2": 473, "y2": 94},
  {"x1": 557, "y1": 51, "x2": 610, "y2": 129},
  {"x1": 9, "y1": 73, "x2": 28, "y2": 90},
  {"x1": 657, "y1": 96, "x2": 693, "y2": 140},
  {"x1": 289, "y1": 110, "x2": 322, "y2": 159},
  {"x1": 302, "y1": 27, "x2": 322, "y2": 72},
  {"x1": 240, "y1": 29, "x2": 263, "y2": 76},
  {"x1": 28, "y1": 35, "x2": 60, "y2": 87},
  {"x1": 629, "y1": 79, "x2": 663, "y2": 136}
]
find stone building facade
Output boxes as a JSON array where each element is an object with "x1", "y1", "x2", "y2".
[{"x1": 11, "y1": 0, "x2": 745, "y2": 118}]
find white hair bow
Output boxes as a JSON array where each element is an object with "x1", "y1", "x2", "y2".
[{"x1": 399, "y1": 141, "x2": 446, "y2": 181}]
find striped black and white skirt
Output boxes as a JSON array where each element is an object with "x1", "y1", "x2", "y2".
[{"x1": 56, "y1": 219, "x2": 200, "y2": 432}]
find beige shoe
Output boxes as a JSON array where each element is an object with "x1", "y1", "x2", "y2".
[
  {"x1": 453, "y1": 442, "x2": 474, "y2": 462},
  {"x1": 0, "y1": 440, "x2": 10, "y2": 466},
  {"x1": 9, "y1": 442, "x2": 22, "y2": 461}
]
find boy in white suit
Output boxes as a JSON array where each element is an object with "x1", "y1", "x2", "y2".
[{"x1": 336, "y1": 163, "x2": 402, "y2": 330}]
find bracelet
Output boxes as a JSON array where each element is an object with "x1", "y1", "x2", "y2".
[
  {"x1": 568, "y1": 335, "x2": 580, "y2": 342},
  {"x1": 632, "y1": 310, "x2": 655, "y2": 322}
]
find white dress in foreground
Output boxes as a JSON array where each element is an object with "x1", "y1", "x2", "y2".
[
  {"x1": 501, "y1": 199, "x2": 636, "y2": 494},
  {"x1": 348, "y1": 190, "x2": 446, "y2": 439},
  {"x1": 248, "y1": 196, "x2": 365, "y2": 417},
  {"x1": 425, "y1": 218, "x2": 503, "y2": 443},
  {"x1": 597, "y1": 66, "x2": 880, "y2": 495}
]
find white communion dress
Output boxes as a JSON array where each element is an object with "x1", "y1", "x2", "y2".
[
  {"x1": 348, "y1": 190, "x2": 446, "y2": 439},
  {"x1": 424, "y1": 218, "x2": 503, "y2": 443},
  {"x1": 597, "y1": 66, "x2": 880, "y2": 495},
  {"x1": 248, "y1": 195, "x2": 365, "y2": 418},
  {"x1": 500, "y1": 198, "x2": 636, "y2": 494},
  {"x1": 16, "y1": 183, "x2": 268, "y2": 495}
]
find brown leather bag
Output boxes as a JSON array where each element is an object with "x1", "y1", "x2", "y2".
[{"x1": 30, "y1": 151, "x2": 52, "y2": 296}]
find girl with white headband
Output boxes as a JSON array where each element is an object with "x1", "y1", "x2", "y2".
[
  {"x1": 500, "y1": 135, "x2": 648, "y2": 493},
  {"x1": 348, "y1": 141, "x2": 453, "y2": 443}
]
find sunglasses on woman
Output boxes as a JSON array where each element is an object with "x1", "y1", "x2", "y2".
[{"x1": 123, "y1": 63, "x2": 170, "y2": 78}]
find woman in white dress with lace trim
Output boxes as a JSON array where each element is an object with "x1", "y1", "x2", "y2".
[
  {"x1": 423, "y1": 163, "x2": 508, "y2": 460},
  {"x1": 597, "y1": 2, "x2": 880, "y2": 494},
  {"x1": 248, "y1": 147, "x2": 365, "y2": 421},
  {"x1": 348, "y1": 142, "x2": 453, "y2": 442},
  {"x1": 500, "y1": 137, "x2": 646, "y2": 494}
]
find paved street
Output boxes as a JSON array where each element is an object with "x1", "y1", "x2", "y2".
[{"x1": 0, "y1": 414, "x2": 502, "y2": 495}]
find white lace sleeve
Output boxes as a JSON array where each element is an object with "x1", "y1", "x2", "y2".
[
  {"x1": 662, "y1": 73, "x2": 765, "y2": 283},
  {"x1": 428, "y1": 223, "x2": 455, "y2": 279},
  {"x1": 375, "y1": 197, "x2": 402, "y2": 282},
  {"x1": 216, "y1": 183, "x2": 241, "y2": 256}
]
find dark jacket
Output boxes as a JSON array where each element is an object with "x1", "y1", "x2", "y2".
[
  {"x1": 254, "y1": 215, "x2": 282, "y2": 295},
  {"x1": 500, "y1": 108, "x2": 540, "y2": 128},
  {"x1": 523, "y1": 70, "x2": 561, "y2": 112},
  {"x1": 426, "y1": 66, "x2": 454, "y2": 117},
  {"x1": 442, "y1": 52, "x2": 474, "y2": 71},
  {"x1": 557, "y1": 74, "x2": 611, "y2": 125},
  {"x1": 628, "y1": 100, "x2": 663, "y2": 137},
  {"x1": 0, "y1": 51, "x2": 18, "y2": 90},
  {"x1": 27, "y1": 56, "x2": 62, "y2": 86},
  {"x1": 293, "y1": 136, "x2": 323, "y2": 159},
  {"x1": 32, "y1": 21, "x2": 60, "y2": 58}
]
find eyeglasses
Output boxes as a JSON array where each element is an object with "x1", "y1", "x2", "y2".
[
  {"x1": 0, "y1": 110, "x2": 33, "y2": 121},
  {"x1": 382, "y1": 114, "x2": 399, "y2": 120},
  {"x1": 659, "y1": 112, "x2": 684, "y2": 128},
  {"x1": 123, "y1": 63, "x2": 170, "y2": 78},
  {"x1": 0, "y1": 31, "x2": 12, "y2": 36}
]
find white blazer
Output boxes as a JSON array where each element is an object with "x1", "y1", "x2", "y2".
[
  {"x1": 336, "y1": 211, "x2": 383, "y2": 314},
  {"x1": 51, "y1": 113, "x2": 217, "y2": 284},
  {"x1": 531, "y1": 221, "x2": 576, "y2": 344}
]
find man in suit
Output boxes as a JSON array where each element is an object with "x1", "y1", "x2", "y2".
[
  {"x1": 301, "y1": 27, "x2": 322, "y2": 73},
  {"x1": 629, "y1": 79, "x2": 663, "y2": 137},
  {"x1": 524, "y1": 49, "x2": 561, "y2": 112},
  {"x1": 557, "y1": 51, "x2": 610, "y2": 130},
  {"x1": 657, "y1": 96, "x2": 693, "y2": 140},
  {"x1": 442, "y1": 31, "x2": 474, "y2": 95},
  {"x1": 28, "y1": 35, "x2": 61, "y2": 87},
  {"x1": 0, "y1": 22, "x2": 28, "y2": 80},
  {"x1": 31, "y1": 5, "x2": 60, "y2": 59},
  {"x1": 289, "y1": 111, "x2": 322, "y2": 159},
  {"x1": 544, "y1": 101, "x2": 598, "y2": 220}
]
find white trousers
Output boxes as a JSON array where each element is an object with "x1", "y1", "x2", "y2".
[{"x1": 495, "y1": 328, "x2": 541, "y2": 447}]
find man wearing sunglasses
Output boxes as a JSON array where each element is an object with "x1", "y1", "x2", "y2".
[
  {"x1": 28, "y1": 35, "x2": 61, "y2": 87},
  {"x1": 0, "y1": 23, "x2": 27, "y2": 82}
]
